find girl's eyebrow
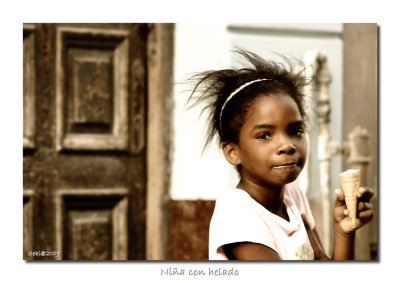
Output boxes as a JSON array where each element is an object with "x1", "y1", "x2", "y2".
[
  {"x1": 288, "y1": 120, "x2": 306, "y2": 128},
  {"x1": 252, "y1": 124, "x2": 275, "y2": 132},
  {"x1": 252, "y1": 120, "x2": 304, "y2": 132}
]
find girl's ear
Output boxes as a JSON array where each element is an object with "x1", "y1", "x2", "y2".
[{"x1": 222, "y1": 142, "x2": 241, "y2": 166}]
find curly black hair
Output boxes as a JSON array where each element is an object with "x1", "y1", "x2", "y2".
[{"x1": 187, "y1": 49, "x2": 310, "y2": 148}]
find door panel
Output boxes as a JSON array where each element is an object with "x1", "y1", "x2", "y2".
[
  {"x1": 23, "y1": 23, "x2": 147, "y2": 260},
  {"x1": 55, "y1": 26, "x2": 129, "y2": 151},
  {"x1": 56, "y1": 188, "x2": 129, "y2": 260}
]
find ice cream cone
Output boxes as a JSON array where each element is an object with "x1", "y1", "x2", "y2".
[{"x1": 339, "y1": 169, "x2": 360, "y2": 228}]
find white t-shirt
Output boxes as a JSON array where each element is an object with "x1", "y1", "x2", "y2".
[{"x1": 209, "y1": 183, "x2": 315, "y2": 260}]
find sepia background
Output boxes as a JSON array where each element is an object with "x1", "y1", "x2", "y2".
[{"x1": 23, "y1": 23, "x2": 377, "y2": 260}]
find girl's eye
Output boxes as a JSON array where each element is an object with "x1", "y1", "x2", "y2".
[
  {"x1": 291, "y1": 128, "x2": 304, "y2": 136},
  {"x1": 256, "y1": 133, "x2": 271, "y2": 140}
]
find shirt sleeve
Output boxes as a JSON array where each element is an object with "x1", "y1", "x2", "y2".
[{"x1": 209, "y1": 190, "x2": 277, "y2": 259}]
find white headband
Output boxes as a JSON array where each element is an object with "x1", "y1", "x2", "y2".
[{"x1": 219, "y1": 78, "x2": 273, "y2": 135}]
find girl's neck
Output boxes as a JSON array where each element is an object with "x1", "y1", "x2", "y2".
[{"x1": 237, "y1": 179, "x2": 287, "y2": 218}]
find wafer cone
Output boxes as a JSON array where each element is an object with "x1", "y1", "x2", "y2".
[{"x1": 339, "y1": 169, "x2": 360, "y2": 228}]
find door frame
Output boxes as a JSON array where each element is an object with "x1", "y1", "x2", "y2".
[{"x1": 146, "y1": 23, "x2": 174, "y2": 260}]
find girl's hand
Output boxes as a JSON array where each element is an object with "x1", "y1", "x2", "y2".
[{"x1": 334, "y1": 187, "x2": 374, "y2": 234}]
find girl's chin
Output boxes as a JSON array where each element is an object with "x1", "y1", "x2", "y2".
[{"x1": 271, "y1": 172, "x2": 301, "y2": 186}]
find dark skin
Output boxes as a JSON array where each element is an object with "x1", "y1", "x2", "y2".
[{"x1": 222, "y1": 92, "x2": 374, "y2": 260}]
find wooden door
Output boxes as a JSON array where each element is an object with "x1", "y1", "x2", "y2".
[{"x1": 23, "y1": 23, "x2": 147, "y2": 260}]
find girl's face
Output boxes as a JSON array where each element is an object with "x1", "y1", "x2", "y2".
[{"x1": 232, "y1": 93, "x2": 307, "y2": 189}]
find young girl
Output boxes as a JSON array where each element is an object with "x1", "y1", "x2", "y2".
[{"x1": 188, "y1": 49, "x2": 374, "y2": 260}]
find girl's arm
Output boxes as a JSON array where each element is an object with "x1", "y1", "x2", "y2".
[
  {"x1": 302, "y1": 215, "x2": 330, "y2": 260},
  {"x1": 332, "y1": 222, "x2": 355, "y2": 259},
  {"x1": 305, "y1": 222, "x2": 355, "y2": 260},
  {"x1": 222, "y1": 242, "x2": 281, "y2": 260}
]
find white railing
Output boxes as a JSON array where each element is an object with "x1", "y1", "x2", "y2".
[{"x1": 314, "y1": 53, "x2": 334, "y2": 252}]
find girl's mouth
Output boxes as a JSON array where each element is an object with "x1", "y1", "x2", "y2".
[{"x1": 273, "y1": 162, "x2": 298, "y2": 169}]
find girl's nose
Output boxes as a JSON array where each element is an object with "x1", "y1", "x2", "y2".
[{"x1": 277, "y1": 140, "x2": 296, "y2": 155}]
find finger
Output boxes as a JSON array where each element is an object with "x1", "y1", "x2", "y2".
[
  {"x1": 358, "y1": 201, "x2": 373, "y2": 211},
  {"x1": 357, "y1": 187, "x2": 374, "y2": 202},
  {"x1": 335, "y1": 188, "x2": 345, "y2": 201},
  {"x1": 335, "y1": 189, "x2": 346, "y2": 208},
  {"x1": 359, "y1": 209, "x2": 374, "y2": 219},
  {"x1": 358, "y1": 209, "x2": 374, "y2": 224}
]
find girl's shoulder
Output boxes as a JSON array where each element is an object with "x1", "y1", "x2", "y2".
[
  {"x1": 213, "y1": 188, "x2": 268, "y2": 223},
  {"x1": 217, "y1": 188, "x2": 249, "y2": 201},
  {"x1": 215, "y1": 188, "x2": 255, "y2": 208}
]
